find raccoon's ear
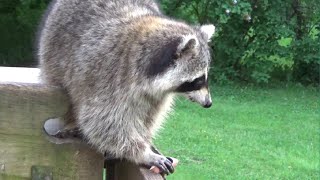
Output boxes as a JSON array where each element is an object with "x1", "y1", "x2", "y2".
[
  {"x1": 200, "y1": 24, "x2": 215, "y2": 42},
  {"x1": 175, "y1": 36, "x2": 198, "y2": 58}
]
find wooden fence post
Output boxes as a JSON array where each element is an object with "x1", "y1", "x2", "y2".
[{"x1": 0, "y1": 67, "x2": 163, "y2": 180}]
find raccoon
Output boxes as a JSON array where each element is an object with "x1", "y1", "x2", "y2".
[{"x1": 38, "y1": 0, "x2": 215, "y2": 174}]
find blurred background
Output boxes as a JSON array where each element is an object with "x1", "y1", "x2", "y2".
[{"x1": 0, "y1": 0, "x2": 319, "y2": 85}]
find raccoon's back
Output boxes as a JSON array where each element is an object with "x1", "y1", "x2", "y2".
[{"x1": 38, "y1": 0, "x2": 161, "y2": 87}]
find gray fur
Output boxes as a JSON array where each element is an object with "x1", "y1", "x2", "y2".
[{"x1": 38, "y1": 0, "x2": 214, "y2": 166}]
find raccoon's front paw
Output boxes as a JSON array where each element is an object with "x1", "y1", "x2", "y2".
[{"x1": 145, "y1": 153, "x2": 174, "y2": 175}]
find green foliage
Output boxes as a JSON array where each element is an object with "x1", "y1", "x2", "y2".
[
  {"x1": 292, "y1": 35, "x2": 320, "y2": 84},
  {"x1": 15, "y1": 0, "x2": 47, "y2": 29},
  {"x1": 0, "y1": 0, "x2": 319, "y2": 84},
  {"x1": 0, "y1": 0, "x2": 48, "y2": 66},
  {"x1": 160, "y1": 0, "x2": 320, "y2": 85}
]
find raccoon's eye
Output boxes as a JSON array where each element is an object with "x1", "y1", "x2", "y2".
[{"x1": 194, "y1": 75, "x2": 205, "y2": 86}]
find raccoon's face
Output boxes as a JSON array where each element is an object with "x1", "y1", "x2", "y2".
[
  {"x1": 174, "y1": 31, "x2": 213, "y2": 108},
  {"x1": 150, "y1": 24, "x2": 215, "y2": 108}
]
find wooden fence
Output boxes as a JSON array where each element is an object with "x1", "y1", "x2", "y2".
[{"x1": 0, "y1": 67, "x2": 163, "y2": 180}]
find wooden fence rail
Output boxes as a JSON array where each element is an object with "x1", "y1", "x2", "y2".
[{"x1": 0, "y1": 67, "x2": 163, "y2": 180}]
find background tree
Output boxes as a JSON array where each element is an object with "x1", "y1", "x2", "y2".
[
  {"x1": 0, "y1": 0, "x2": 48, "y2": 66},
  {"x1": 0, "y1": 0, "x2": 319, "y2": 85},
  {"x1": 160, "y1": 0, "x2": 319, "y2": 85}
]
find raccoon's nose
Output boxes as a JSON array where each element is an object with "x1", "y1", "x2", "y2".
[
  {"x1": 203, "y1": 96, "x2": 212, "y2": 108},
  {"x1": 203, "y1": 101, "x2": 212, "y2": 108}
]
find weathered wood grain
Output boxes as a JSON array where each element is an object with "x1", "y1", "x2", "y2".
[
  {"x1": 0, "y1": 82, "x2": 104, "y2": 180},
  {"x1": 0, "y1": 67, "x2": 164, "y2": 180}
]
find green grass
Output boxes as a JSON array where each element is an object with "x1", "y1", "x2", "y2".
[{"x1": 155, "y1": 85, "x2": 319, "y2": 179}]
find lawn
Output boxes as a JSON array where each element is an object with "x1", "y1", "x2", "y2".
[{"x1": 155, "y1": 85, "x2": 319, "y2": 179}]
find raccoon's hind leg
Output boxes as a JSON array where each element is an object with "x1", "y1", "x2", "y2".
[
  {"x1": 44, "y1": 118, "x2": 83, "y2": 139},
  {"x1": 54, "y1": 124, "x2": 83, "y2": 139},
  {"x1": 44, "y1": 105, "x2": 83, "y2": 140},
  {"x1": 56, "y1": 104, "x2": 83, "y2": 139}
]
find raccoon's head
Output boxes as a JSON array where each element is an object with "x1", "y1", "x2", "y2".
[{"x1": 150, "y1": 24, "x2": 215, "y2": 108}]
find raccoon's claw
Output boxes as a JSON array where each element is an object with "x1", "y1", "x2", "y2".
[
  {"x1": 149, "y1": 157, "x2": 174, "y2": 175},
  {"x1": 165, "y1": 157, "x2": 174, "y2": 173}
]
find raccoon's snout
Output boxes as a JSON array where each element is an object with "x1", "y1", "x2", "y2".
[
  {"x1": 188, "y1": 94, "x2": 211, "y2": 107},
  {"x1": 185, "y1": 87, "x2": 212, "y2": 108},
  {"x1": 203, "y1": 95, "x2": 212, "y2": 108}
]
